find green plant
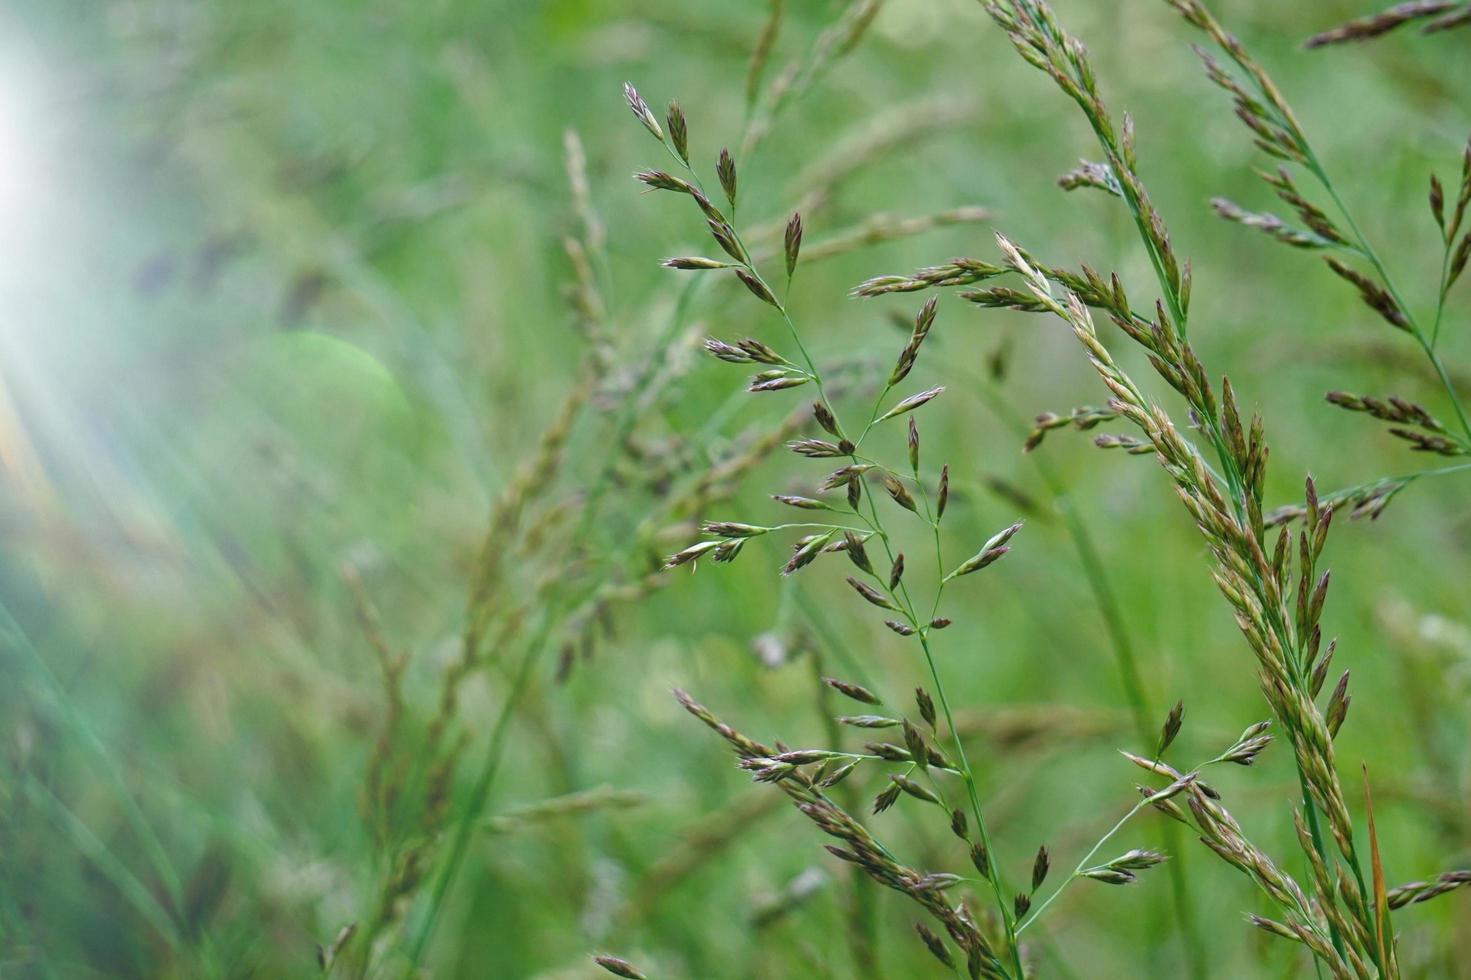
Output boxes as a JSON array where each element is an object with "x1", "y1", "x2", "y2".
[
  {"x1": 855, "y1": 0, "x2": 1471, "y2": 974},
  {"x1": 622, "y1": 0, "x2": 1471, "y2": 976}
]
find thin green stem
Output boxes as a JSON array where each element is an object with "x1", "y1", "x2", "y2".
[
  {"x1": 1430, "y1": 237, "x2": 1454, "y2": 350},
  {"x1": 766, "y1": 286, "x2": 1021, "y2": 979},
  {"x1": 1032, "y1": 34, "x2": 1357, "y2": 964},
  {"x1": 1020, "y1": 790, "x2": 1161, "y2": 933},
  {"x1": 961, "y1": 374, "x2": 1207, "y2": 977},
  {"x1": 1304, "y1": 156, "x2": 1471, "y2": 447},
  {"x1": 918, "y1": 631, "x2": 1025, "y2": 979},
  {"x1": 661, "y1": 131, "x2": 1027, "y2": 975}
]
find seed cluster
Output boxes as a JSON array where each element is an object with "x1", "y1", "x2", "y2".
[{"x1": 601, "y1": 0, "x2": 1471, "y2": 976}]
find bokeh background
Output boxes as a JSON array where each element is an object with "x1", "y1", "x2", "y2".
[{"x1": 2, "y1": 0, "x2": 1469, "y2": 976}]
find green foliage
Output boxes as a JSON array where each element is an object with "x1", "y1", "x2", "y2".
[{"x1": 3, "y1": 1, "x2": 1470, "y2": 977}]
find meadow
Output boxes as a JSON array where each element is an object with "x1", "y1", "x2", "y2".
[{"x1": 3, "y1": 0, "x2": 1471, "y2": 976}]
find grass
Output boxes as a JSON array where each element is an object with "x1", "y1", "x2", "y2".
[{"x1": 3, "y1": 0, "x2": 1471, "y2": 977}]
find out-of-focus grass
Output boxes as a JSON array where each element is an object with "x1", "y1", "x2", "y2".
[{"x1": 1, "y1": 0, "x2": 1469, "y2": 976}]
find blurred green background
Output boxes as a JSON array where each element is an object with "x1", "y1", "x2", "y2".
[{"x1": 2, "y1": 0, "x2": 1469, "y2": 976}]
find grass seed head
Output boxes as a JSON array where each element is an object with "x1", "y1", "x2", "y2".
[
  {"x1": 878, "y1": 385, "x2": 945, "y2": 423},
  {"x1": 717, "y1": 147, "x2": 737, "y2": 207},
  {"x1": 846, "y1": 576, "x2": 896, "y2": 610},
  {"x1": 784, "y1": 212, "x2": 804, "y2": 278},
  {"x1": 622, "y1": 82, "x2": 663, "y2": 141},
  {"x1": 595, "y1": 954, "x2": 648, "y2": 979},
  {"x1": 773, "y1": 493, "x2": 831, "y2": 511},
  {"x1": 812, "y1": 400, "x2": 840, "y2": 437},
  {"x1": 872, "y1": 782, "x2": 902, "y2": 814},
  {"x1": 666, "y1": 100, "x2": 689, "y2": 162},
  {"x1": 1157, "y1": 699, "x2": 1184, "y2": 757},
  {"x1": 735, "y1": 268, "x2": 779, "y2": 307},
  {"x1": 915, "y1": 922, "x2": 955, "y2": 968},
  {"x1": 882, "y1": 474, "x2": 918, "y2": 513},
  {"x1": 892, "y1": 774, "x2": 940, "y2": 805},
  {"x1": 823, "y1": 676, "x2": 881, "y2": 706},
  {"x1": 915, "y1": 687, "x2": 936, "y2": 728},
  {"x1": 668, "y1": 256, "x2": 736, "y2": 271},
  {"x1": 843, "y1": 531, "x2": 874, "y2": 574},
  {"x1": 1303, "y1": 1, "x2": 1461, "y2": 48},
  {"x1": 970, "y1": 842, "x2": 991, "y2": 880}
]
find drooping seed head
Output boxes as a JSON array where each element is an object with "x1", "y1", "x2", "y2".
[
  {"x1": 846, "y1": 576, "x2": 895, "y2": 610},
  {"x1": 595, "y1": 954, "x2": 647, "y2": 980},
  {"x1": 822, "y1": 464, "x2": 872, "y2": 491},
  {"x1": 789, "y1": 438, "x2": 845, "y2": 458},
  {"x1": 820, "y1": 760, "x2": 859, "y2": 786},
  {"x1": 707, "y1": 220, "x2": 747, "y2": 263},
  {"x1": 914, "y1": 923, "x2": 954, "y2": 969},
  {"x1": 883, "y1": 474, "x2": 918, "y2": 513},
  {"x1": 700, "y1": 522, "x2": 768, "y2": 538},
  {"x1": 1109, "y1": 848, "x2": 1169, "y2": 871},
  {"x1": 737, "y1": 338, "x2": 784, "y2": 364},
  {"x1": 912, "y1": 873, "x2": 963, "y2": 893},
  {"x1": 823, "y1": 676, "x2": 881, "y2": 706},
  {"x1": 712, "y1": 538, "x2": 745, "y2": 564},
  {"x1": 1081, "y1": 867, "x2": 1136, "y2": 885},
  {"x1": 666, "y1": 256, "x2": 735, "y2": 270},
  {"x1": 662, "y1": 540, "x2": 720, "y2": 570},
  {"x1": 872, "y1": 782, "x2": 901, "y2": 814},
  {"x1": 843, "y1": 531, "x2": 874, "y2": 574},
  {"x1": 838, "y1": 714, "x2": 901, "y2": 729},
  {"x1": 736, "y1": 269, "x2": 779, "y2": 307},
  {"x1": 866, "y1": 741, "x2": 910, "y2": 762},
  {"x1": 1303, "y1": 1, "x2": 1463, "y2": 48},
  {"x1": 633, "y1": 169, "x2": 694, "y2": 194},
  {"x1": 773, "y1": 494, "x2": 831, "y2": 511},
  {"x1": 748, "y1": 372, "x2": 808, "y2": 393},
  {"x1": 781, "y1": 530, "x2": 834, "y2": 576},
  {"x1": 892, "y1": 774, "x2": 940, "y2": 805},
  {"x1": 704, "y1": 338, "x2": 750, "y2": 362}
]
